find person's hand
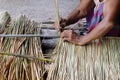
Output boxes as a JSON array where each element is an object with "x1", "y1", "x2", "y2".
[
  {"x1": 61, "y1": 30, "x2": 84, "y2": 45},
  {"x1": 54, "y1": 18, "x2": 68, "y2": 31}
]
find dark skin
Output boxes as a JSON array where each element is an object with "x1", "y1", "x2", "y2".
[
  {"x1": 55, "y1": 0, "x2": 120, "y2": 46},
  {"x1": 56, "y1": 0, "x2": 95, "y2": 28}
]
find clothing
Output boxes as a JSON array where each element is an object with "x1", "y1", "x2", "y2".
[{"x1": 86, "y1": 1, "x2": 120, "y2": 37}]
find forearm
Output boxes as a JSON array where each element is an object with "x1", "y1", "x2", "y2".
[
  {"x1": 66, "y1": 7, "x2": 87, "y2": 25},
  {"x1": 79, "y1": 19, "x2": 114, "y2": 45},
  {"x1": 79, "y1": 0, "x2": 120, "y2": 45},
  {"x1": 62, "y1": 0, "x2": 120, "y2": 46},
  {"x1": 66, "y1": 0, "x2": 95, "y2": 26}
]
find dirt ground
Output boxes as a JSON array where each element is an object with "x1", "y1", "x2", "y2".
[{"x1": 0, "y1": 0, "x2": 79, "y2": 22}]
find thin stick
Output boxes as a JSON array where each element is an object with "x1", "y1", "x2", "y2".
[
  {"x1": 0, "y1": 34, "x2": 60, "y2": 38},
  {"x1": 54, "y1": 0, "x2": 60, "y2": 29},
  {"x1": 0, "y1": 52, "x2": 55, "y2": 62}
]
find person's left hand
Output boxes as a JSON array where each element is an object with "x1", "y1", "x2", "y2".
[{"x1": 61, "y1": 30, "x2": 83, "y2": 45}]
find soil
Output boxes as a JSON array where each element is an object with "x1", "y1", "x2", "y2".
[{"x1": 0, "y1": 0, "x2": 79, "y2": 22}]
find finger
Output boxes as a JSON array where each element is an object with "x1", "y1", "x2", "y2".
[
  {"x1": 61, "y1": 33, "x2": 67, "y2": 38},
  {"x1": 60, "y1": 18, "x2": 67, "y2": 28},
  {"x1": 68, "y1": 29, "x2": 73, "y2": 32},
  {"x1": 61, "y1": 30, "x2": 68, "y2": 37},
  {"x1": 60, "y1": 22, "x2": 66, "y2": 28},
  {"x1": 62, "y1": 37, "x2": 69, "y2": 42}
]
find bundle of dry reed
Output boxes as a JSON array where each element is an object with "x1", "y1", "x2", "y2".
[
  {"x1": 47, "y1": 37, "x2": 120, "y2": 80},
  {"x1": 0, "y1": 15, "x2": 46, "y2": 80},
  {"x1": 0, "y1": 11, "x2": 11, "y2": 33}
]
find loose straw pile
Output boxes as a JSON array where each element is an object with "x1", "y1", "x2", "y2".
[
  {"x1": 0, "y1": 12, "x2": 46, "y2": 80},
  {"x1": 47, "y1": 37, "x2": 120, "y2": 80},
  {"x1": 0, "y1": 11, "x2": 11, "y2": 33}
]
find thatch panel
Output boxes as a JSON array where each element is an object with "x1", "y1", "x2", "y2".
[{"x1": 47, "y1": 37, "x2": 120, "y2": 80}]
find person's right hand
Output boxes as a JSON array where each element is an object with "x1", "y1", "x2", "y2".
[{"x1": 54, "y1": 18, "x2": 68, "y2": 31}]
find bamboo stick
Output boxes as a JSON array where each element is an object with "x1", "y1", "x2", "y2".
[
  {"x1": 54, "y1": 0, "x2": 60, "y2": 29},
  {"x1": 0, "y1": 52, "x2": 54, "y2": 62}
]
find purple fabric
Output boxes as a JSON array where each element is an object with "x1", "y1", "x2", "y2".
[{"x1": 86, "y1": 2, "x2": 120, "y2": 37}]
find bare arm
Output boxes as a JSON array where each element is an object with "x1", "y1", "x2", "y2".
[
  {"x1": 54, "y1": 0, "x2": 95, "y2": 30},
  {"x1": 66, "y1": 0, "x2": 95, "y2": 25},
  {"x1": 80, "y1": 0, "x2": 120, "y2": 45},
  {"x1": 61, "y1": 0, "x2": 120, "y2": 45}
]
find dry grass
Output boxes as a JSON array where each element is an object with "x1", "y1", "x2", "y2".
[
  {"x1": 0, "y1": 11, "x2": 11, "y2": 34},
  {"x1": 47, "y1": 37, "x2": 120, "y2": 80},
  {"x1": 0, "y1": 14, "x2": 46, "y2": 80}
]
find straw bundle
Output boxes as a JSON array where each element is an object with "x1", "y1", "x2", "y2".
[
  {"x1": 0, "y1": 15, "x2": 45, "y2": 80},
  {"x1": 0, "y1": 11, "x2": 11, "y2": 33},
  {"x1": 47, "y1": 37, "x2": 120, "y2": 80}
]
